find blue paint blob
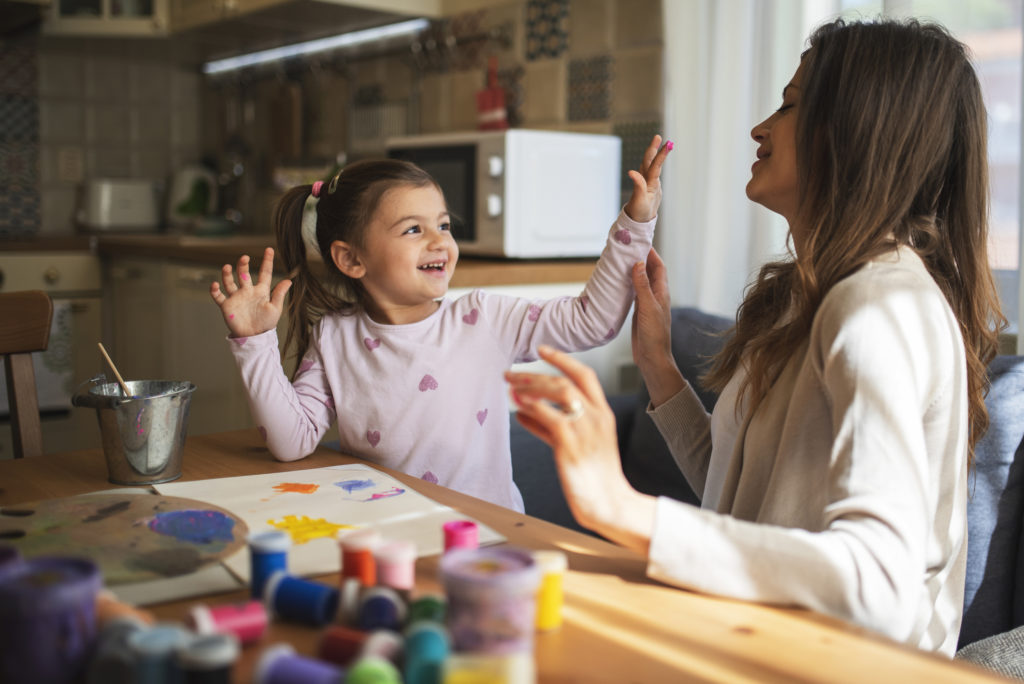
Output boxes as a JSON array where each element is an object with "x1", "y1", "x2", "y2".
[
  {"x1": 147, "y1": 510, "x2": 235, "y2": 545},
  {"x1": 335, "y1": 479, "x2": 374, "y2": 493}
]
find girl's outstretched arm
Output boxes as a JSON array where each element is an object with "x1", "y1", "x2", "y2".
[{"x1": 210, "y1": 247, "x2": 292, "y2": 338}]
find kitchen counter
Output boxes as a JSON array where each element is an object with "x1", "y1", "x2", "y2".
[{"x1": 1, "y1": 234, "x2": 597, "y2": 288}]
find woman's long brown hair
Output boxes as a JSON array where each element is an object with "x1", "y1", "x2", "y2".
[
  {"x1": 273, "y1": 159, "x2": 439, "y2": 374},
  {"x1": 704, "y1": 18, "x2": 1005, "y2": 466}
]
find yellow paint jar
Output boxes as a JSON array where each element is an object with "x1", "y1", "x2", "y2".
[{"x1": 532, "y1": 550, "x2": 567, "y2": 631}]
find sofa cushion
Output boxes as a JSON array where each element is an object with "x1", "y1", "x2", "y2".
[
  {"x1": 956, "y1": 623, "x2": 1024, "y2": 679},
  {"x1": 622, "y1": 307, "x2": 733, "y2": 504},
  {"x1": 959, "y1": 355, "x2": 1024, "y2": 648}
]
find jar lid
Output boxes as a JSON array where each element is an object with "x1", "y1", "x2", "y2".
[
  {"x1": 248, "y1": 530, "x2": 292, "y2": 553},
  {"x1": 0, "y1": 556, "x2": 101, "y2": 616},
  {"x1": 126, "y1": 623, "x2": 191, "y2": 657},
  {"x1": 440, "y1": 547, "x2": 540, "y2": 594},
  {"x1": 532, "y1": 550, "x2": 568, "y2": 573},
  {"x1": 175, "y1": 632, "x2": 240, "y2": 669}
]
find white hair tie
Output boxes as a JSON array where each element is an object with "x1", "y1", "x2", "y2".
[{"x1": 301, "y1": 180, "x2": 324, "y2": 257}]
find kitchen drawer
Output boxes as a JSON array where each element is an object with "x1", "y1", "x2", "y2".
[{"x1": 0, "y1": 253, "x2": 102, "y2": 293}]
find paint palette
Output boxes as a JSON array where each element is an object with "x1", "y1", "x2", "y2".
[{"x1": 0, "y1": 493, "x2": 249, "y2": 585}]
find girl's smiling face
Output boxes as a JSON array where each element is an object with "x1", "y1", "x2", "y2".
[
  {"x1": 747, "y1": 61, "x2": 804, "y2": 228},
  {"x1": 332, "y1": 182, "x2": 459, "y2": 325}
]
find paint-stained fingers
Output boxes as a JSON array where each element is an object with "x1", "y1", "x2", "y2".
[
  {"x1": 236, "y1": 255, "x2": 253, "y2": 286},
  {"x1": 644, "y1": 139, "x2": 672, "y2": 183}
]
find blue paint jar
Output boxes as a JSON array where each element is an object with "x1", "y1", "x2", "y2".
[
  {"x1": 264, "y1": 571, "x2": 340, "y2": 626},
  {"x1": 85, "y1": 615, "x2": 149, "y2": 684},
  {"x1": 125, "y1": 622, "x2": 191, "y2": 684},
  {"x1": 248, "y1": 530, "x2": 292, "y2": 599},
  {"x1": 356, "y1": 586, "x2": 406, "y2": 632},
  {"x1": 0, "y1": 556, "x2": 102, "y2": 684},
  {"x1": 254, "y1": 643, "x2": 345, "y2": 684}
]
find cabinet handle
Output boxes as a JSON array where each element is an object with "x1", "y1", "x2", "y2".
[{"x1": 44, "y1": 266, "x2": 60, "y2": 285}]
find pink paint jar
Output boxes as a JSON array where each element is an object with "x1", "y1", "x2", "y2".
[
  {"x1": 187, "y1": 599, "x2": 268, "y2": 645},
  {"x1": 440, "y1": 547, "x2": 540, "y2": 655},
  {"x1": 443, "y1": 520, "x2": 479, "y2": 552},
  {"x1": 374, "y1": 539, "x2": 416, "y2": 593}
]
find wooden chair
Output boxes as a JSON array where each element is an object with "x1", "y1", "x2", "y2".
[{"x1": 0, "y1": 290, "x2": 53, "y2": 458}]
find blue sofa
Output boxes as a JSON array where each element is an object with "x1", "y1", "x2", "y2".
[{"x1": 510, "y1": 306, "x2": 1024, "y2": 669}]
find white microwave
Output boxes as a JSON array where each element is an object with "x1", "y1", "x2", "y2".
[{"x1": 386, "y1": 129, "x2": 621, "y2": 258}]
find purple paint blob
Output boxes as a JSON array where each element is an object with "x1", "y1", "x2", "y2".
[
  {"x1": 147, "y1": 510, "x2": 236, "y2": 545},
  {"x1": 336, "y1": 479, "x2": 374, "y2": 493}
]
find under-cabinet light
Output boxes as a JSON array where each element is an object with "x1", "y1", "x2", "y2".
[{"x1": 201, "y1": 18, "x2": 430, "y2": 75}]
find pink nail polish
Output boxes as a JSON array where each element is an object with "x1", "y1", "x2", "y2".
[{"x1": 665, "y1": 140, "x2": 674, "y2": 151}]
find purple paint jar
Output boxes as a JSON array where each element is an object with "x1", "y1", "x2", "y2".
[
  {"x1": 0, "y1": 556, "x2": 102, "y2": 683},
  {"x1": 440, "y1": 547, "x2": 540, "y2": 655},
  {"x1": 254, "y1": 643, "x2": 345, "y2": 684}
]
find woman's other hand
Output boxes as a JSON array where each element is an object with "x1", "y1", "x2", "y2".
[
  {"x1": 624, "y1": 134, "x2": 672, "y2": 223},
  {"x1": 210, "y1": 246, "x2": 292, "y2": 338},
  {"x1": 631, "y1": 249, "x2": 686, "y2": 407},
  {"x1": 505, "y1": 346, "x2": 656, "y2": 554}
]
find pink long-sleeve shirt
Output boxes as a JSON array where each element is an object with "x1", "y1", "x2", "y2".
[{"x1": 228, "y1": 210, "x2": 654, "y2": 511}]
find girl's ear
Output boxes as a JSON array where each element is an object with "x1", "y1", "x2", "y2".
[{"x1": 330, "y1": 241, "x2": 366, "y2": 279}]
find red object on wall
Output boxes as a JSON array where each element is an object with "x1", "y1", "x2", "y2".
[{"x1": 477, "y1": 56, "x2": 508, "y2": 130}]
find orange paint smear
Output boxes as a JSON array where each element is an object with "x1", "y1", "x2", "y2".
[{"x1": 272, "y1": 482, "x2": 319, "y2": 495}]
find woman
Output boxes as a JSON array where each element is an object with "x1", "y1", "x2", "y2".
[{"x1": 504, "y1": 18, "x2": 1004, "y2": 656}]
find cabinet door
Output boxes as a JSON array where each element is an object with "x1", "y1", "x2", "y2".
[
  {"x1": 45, "y1": 0, "x2": 169, "y2": 35},
  {"x1": 108, "y1": 259, "x2": 166, "y2": 382},
  {"x1": 164, "y1": 263, "x2": 257, "y2": 436}
]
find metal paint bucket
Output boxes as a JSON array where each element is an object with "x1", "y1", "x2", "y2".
[{"x1": 72, "y1": 377, "x2": 195, "y2": 485}]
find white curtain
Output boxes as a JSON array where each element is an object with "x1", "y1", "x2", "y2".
[{"x1": 657, "y1": 0, "x2": 816, "y2": 319}]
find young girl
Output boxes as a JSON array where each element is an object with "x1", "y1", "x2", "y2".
[
  {"x1": 211, "y1": 136, "x2": 671, "y2": 511},
  {"x1": 506, "y1": 18, "x2": 1004, "y2": 655}
]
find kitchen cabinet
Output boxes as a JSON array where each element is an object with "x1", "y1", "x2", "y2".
[{"x1": 43, "y1": 0, "x2": 170, "y2": 35}]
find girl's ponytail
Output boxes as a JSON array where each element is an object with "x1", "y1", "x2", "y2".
[{"x1": 272, "y1": 184, "x2": 353, "y2": 376}]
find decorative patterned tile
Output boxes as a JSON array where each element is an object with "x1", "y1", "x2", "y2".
[
  {"x1": 497, "y1": 65, "x2": 525, "y2": 128},
  {"x1": 526, "y1": 0, "x2": 569, "y2": 61},
  {"x1": 0, "y1": 96, "x2": 39, "y2": 143},
  {"x1": 614, "y1": 120, "x2": 661, "y2": 191},
  {"x1": 568, "y1": 56, "x2": 611, "y2": 121},
  {"x1": 0, "y1": 39, "x2": 36, "y2": 98}
]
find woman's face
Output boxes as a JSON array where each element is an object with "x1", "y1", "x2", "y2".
[{"x1": 746, "y1": 61, "x2": 805, "y2": 226}]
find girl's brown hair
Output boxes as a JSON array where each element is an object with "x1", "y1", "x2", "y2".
[
  {"x1": 704, "y1": 18, "x2": 1005, "y2": 464},
  {"x1": 273, "y1": 159, "x2": 440, "y2": 370}
]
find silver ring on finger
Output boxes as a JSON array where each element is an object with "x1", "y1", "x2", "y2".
[{"x1": 562, "y1": 398, "x2": 584, "y2": 422}]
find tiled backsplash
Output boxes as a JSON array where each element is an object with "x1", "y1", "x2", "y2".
[{"x1": 3, "y1": 0, "x2": 661, "y2": 237}]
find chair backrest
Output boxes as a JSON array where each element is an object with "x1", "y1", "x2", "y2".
[{"x1": 0, "y1": 290, "x2": 54, "y2": 459}]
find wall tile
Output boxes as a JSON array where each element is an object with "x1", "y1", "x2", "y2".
[
  {"x1": 611, "y1": 48, "x2": 662, "y2": 119},
  {"x1": 613, "y1": 119, "x2": 661, "y2": 190},
  {"x1": 86, "y1": 104, "x2": 132, "y2": 145},
  {"x1": 614, "y1": 0, "x2": 662, "y2": 48},
  {"x1": 132, "y1": 147, "x2": 171, "y2": 181},
  {"x1": 526, "y1": 0, "x2": 569, "y2": 61},
  {"x1": 170, "y1": 102, "x2": 201, "y2": 148},
  {"x1": 85, "y1": 57, "x2": 132, "y2": 103},
  {"x1": 132, "y1": 105, "x2": 172, "y2": 146},
  {"x1": 450, "y1": 69, "x2": 483, "y2": 131},
  {"x1": 568, "y1": 55, "x2": 611, "y2": 121},
  {"x1": 131, "y1": 62, "x2": 171, "y2": 105},
  {"x1": 40, "y1": 102, "x2": 84, "y2": 144},
  {"x1": 39, "y1": 53, "x2": 84, "y2": 99},
  {"x1": 1, "y1": 96, "x2": 39, "y2": 143},
  {"x1": 522, "y1": 57, "x2": 566, "y2": 125},
  {"x1": 88, "y1": 147, "x2": 132, "y2": 178},
  {"x1": 0, "y1": 40, "x2": 37, "y2": 98},
  {"x1": 569, "y1": 0, "x2": 612, "y2": 57},
  {"x1": 419, "y1": 72, "x2": 451, "y2": 133},
  {"x1": 39, "y1": 187, "x2": 76, "y2": 232}
]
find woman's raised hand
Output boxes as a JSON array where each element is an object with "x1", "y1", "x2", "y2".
[
  {"x1": 631, "y1": 248, "x2": 685, "y2": 407},
  {"x1": 210, "y1": 247, "x2": 292, "y2": 338},
  {"x1": 624, "y1": 134, "x2": 672, "y2": 223}
]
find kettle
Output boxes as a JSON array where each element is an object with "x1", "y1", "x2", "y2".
[{"x1": 167, "y1": 165, "x2": 218, "y2": 227}]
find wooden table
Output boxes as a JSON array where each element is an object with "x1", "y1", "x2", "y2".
[{"x1": 0, "y1": 431, "x2": 1006, "y2": 683}]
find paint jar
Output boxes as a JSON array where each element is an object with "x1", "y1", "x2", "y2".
[
  {"x1": 338, "y1": 527, "x2": 381, "y2": 586},
  {"x1": 188, "y1": 599, "x2": 268, "y2": 645},
  {"x1": 85, "y1": 615, "x2": 148, "y2": 684},
  {"x1": 346, "y1": 656, "x2": 402, "y2": 684},
  {"x1": 318, "y1": 624, "x2": 368, "y2": 666},
  {"x1": 264, "y1": 571, "x2": 340, "y2": 627},
  {"x1": 532, "y1": 550, "x2": 567, "y2": 631},
  {"x1": 403, "y1": 621, "x2": 451, "y2": 684},
  {"x1": 0, "y1": 556, "x2": 102, "y2": 684},
  {"x1": 375, "y1": 539, "x2": 416, "y2": 594},
  {"x1": 357, "y1": 586, "x2": 407, "y2": 632},
  {"x1": 408, "y1": 594, "x2": 447, "y2": 624},
  {"x1": 360, "y1": 629, "x2": 404, "y2": 664},
  {"x1": 441, "y1": 547, "x2": 540, "y2": 655},
  {"x1": 125, "y1": 622, "x2": 191, "y2": 684},
  {"x1": 0, "y1": 544, "x2": 21, "y2": 581},
  {"x1": 443, "y1": 520, "x2": 479, "y2": 552},
  {"x1": 442, "y1": 651, "x2": 536, "y2": 684},
  {"x1": 175, "y1": 632, "x2": 239, "y2": 684},
  {"x1": 336, "y1": 576, "x2": 363, "y2": 625},
  {"x1": 255, "y1": 643, "x2": 345, "y2": 684},
  {"x1": 72, "y1": 378, "x2": 195, "y2": 485},
  {"x1": 249, "y1": 530, "x2": 292, "y2": 599}
]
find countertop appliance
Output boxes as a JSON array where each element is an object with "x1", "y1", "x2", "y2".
[
  {"x1": 387, "y1": 129, "x2": 621, "y2": 258},
  {"x1": 77, "y1": 179, "x2": 160, "y2": 231}
]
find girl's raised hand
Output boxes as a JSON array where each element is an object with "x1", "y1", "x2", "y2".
[
  {"x1": 210, "y1": 247, "x2": 292, "y2": 338},
  {"x1": 624, "y1": 134, "x2": 672, "y2": 223}
]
